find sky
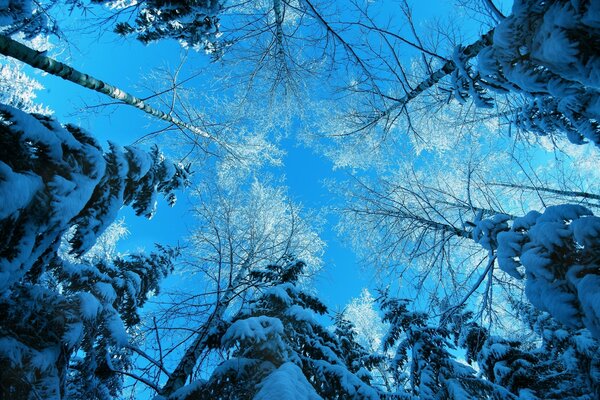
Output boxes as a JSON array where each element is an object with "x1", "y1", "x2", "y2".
[
  {"x1": 7, "y1": 1, "x2": 600, "y2": 398},
  {"x1": 26, "y1": 0, "x2": 509, "y2": 312},
  {"x1": 31, "y1": 19, "x2": 373, "y2": 310}
]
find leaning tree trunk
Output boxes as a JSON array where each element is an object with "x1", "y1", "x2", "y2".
[
  {"x1": 489, "y1": 182, "x2": 600, "y2": 202},
  {"x1": 158, "y1": 259, "x2": 252, "y2": 398},
  {"x1": 0, "y1": 35, "x2": 213, "y2": 140},
  {"x1": 366, "y1": 29, "x2": 494, "y2": 128}
]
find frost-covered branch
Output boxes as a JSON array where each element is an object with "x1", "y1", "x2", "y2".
[{"x1": 0, "y1": 34, "x2": 218, "y2": 142}]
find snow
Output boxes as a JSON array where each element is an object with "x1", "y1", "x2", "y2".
[
  {"x1": 1, "y1": 105, "x2": 71, "y2": 159},
  {"x1": 571, "y1": 216, "x2": 600, "y2": 247},
  {"x1": 511, "y1": 210, "x2": 541, "y2": 231},
  {"x1": 513, "y1": 388, "x2": 537, "y2": 400},
  {"x1": 471, "y1": 213, "x2": 510, "y2": 250},
  {"x1": 475, "y1": 0, "x2": 600, "y2": 145},
  {"x1": 536, "y1": 20, "x2": 579, "y2": 66},
  {"x1": 0, "y1": 336, "x2": 59, "y2": 371},
  {"x1": 210, "y1": 357, "x2": 266, "y2": 381},
  {"x1": 312, "y1": 359, "x2": 380, "y2": 399},
  {"x1": 124, "y1": 145, "x2": 152, "y2": 180},
  {"x1": 571, "y1": 330, "x2": 596, "y2": 356},
  {"x1": 537, "y1": 204, "x2": 591, "y2": 223},
  {"x1": 254, "y1": 362, "x2": 323, "y2": 400},
  {"x1": 263, "y1": 283, "x2": 293, "y2": 305},
  {"x1": 0, "y1": 0, "x2": 37, "y2": 34},
  {"x1": 0, "y1": 62, "x2": 51, "y2": 114},
  {"x1": 0, "y1": 337, "x2": 26, "y2": 367},
  {"x1": 78, "y1": 292, "x2": 102, "y2": 320},
  {"x1": 48, "y1": 175, "x2": 79, "y2": 217},
  {"x1": 526, "y1": 279, "x2": 581, "y2": 328},
  {"x1": 106, "y1": 312, "x2": 129, "y2": 346},
  {"x1": 519, "y1": 251, "x2": 552, "y2": 280},
  {"x1": 125, "y1": 270, "x2": 142, "y2": 292},
  {"x1": 63, "y1": 322, "x2": 84, "y2": 348},
  {"x1": 1, "y1": 1, "x2": 599, "y2": 399},
  {"x1": 221, "y1": 316, "x2": 284, "y2": 346},
  {"x1": 0, "y1": 104, "x2": 110, "y2": 289},
  {"x1": 497, "y1": 231, "x2": 526, "y2": 279},
  {"x1": 495, "y1": 204, "x2": 600, "y2": 336},
  {"x1": 286, "y1": 304, "x2": 316, "y2": 323},
  {"x1": 574, "y1": 274, "x2": 600, "y2": 338},
  {"x1": 30, "y1": 346, "x2": 60, "y2": 370},
  {"x1": 94, "y1": 281, "x2": 117, "y2": 303},
  {"x1": 168, "y1": 379, "x2": 207, "y2": 400},
  {"x1": 0, "y1": 161, "x2": 42, "y2": 219}
]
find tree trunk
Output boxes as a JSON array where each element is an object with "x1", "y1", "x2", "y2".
[
  {"x1": 489, "y1": 182, "x2": 600, "y2": 201},
  {"x1": 0, "y1": 35, "x2": 212, "y2": 140},
  {"x1": 369, "y1": 29, "x2": 494, "y2": 128},
  {"x1": 158, "y1": 260, "x2": 252, "y2": 397}
]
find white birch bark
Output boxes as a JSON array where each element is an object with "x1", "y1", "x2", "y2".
[{"x1": 0, "y1": 35, "x2": 213, "y2": 140}]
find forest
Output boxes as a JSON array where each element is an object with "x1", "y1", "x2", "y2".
[{"x1": 1, "y1": 0, "x2": 599, "y2": 398}]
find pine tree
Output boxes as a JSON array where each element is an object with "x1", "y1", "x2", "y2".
[
  {"x1": 170, "y1": 258, "x2": 380, "y2": 400},
  {"x1": 438, "y1": 305, "x2": 488, "y2": 368},
  {"x1": 0, "y1": 245, "x2": 179, "y2": 399},
  {"x1": 0, "y1": 0, "x2": 50, "y2": 38},
  {"x1": 333, "y1": 313, "x2": 382, "y2": 387},
  {"x1": 0, "y1": 60, "x2": 51, "y2": 114},
  {"x1": 497, "y1": 204, "x2": 600, "y2": 338},
  {"x1": 476, "y1": 335, "x2": 541, "y2": 398},
  {"x1": 0, "y1": 103, "x2": 188, "y2": 288},
  {"x1": 442, "y1": 302, "x2": 600, "y2": 399},
  {"x1": 97, "y1": 0, "x2": 223, "y2": 52},
  {"x1": 512, "y1": 300, "x2": 600, "y2": 399},
  {"x1": 157, "y1": 179, "x2": 325, "y2": 397},
  {"x1": 460, "y1": 0, "x2": 600, "y2": 146},
  {"x1": 0, "y1": 103, "x2": 186, "y2": 399},
  {"x1": 379, "y1": 294, "x2": 511, "y2": 400}
]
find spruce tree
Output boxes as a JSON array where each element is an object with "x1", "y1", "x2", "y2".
[
  {"x1": 172, "y1": 258, "x2": 380, "y2": 400},
  {"x1": 333, "y1": 313, "x2": 382, "y2": 387},
  {"x1": 0, "y1": 103, "x2": 186, "y2": 399},
  {"x1": 94, "y1": 0, "x2": 223, "y2": 52},
  {"x1": 379, "y1": 294, "x2": 512, "y2": 400},
  {"x1": 457, "y1": 0, "x2": 600, "y2": 146},
  {"x1": 0, "y1": 245, "x2": 179, "y2": 399},
  {"x1": 497, "y1": 204, "x2": 600, "y2": 338}
]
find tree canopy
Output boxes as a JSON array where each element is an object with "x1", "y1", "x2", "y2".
[{"x1": 1, "y1": 0, "x2": 599, "y2": 399}]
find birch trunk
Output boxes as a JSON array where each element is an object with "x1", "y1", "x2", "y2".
[
  {"x1": 0, "y1": 35, "x2": 212, "y2": 140},
  {"x1": 370, "y1": 30, "x2": 494, "y2": 127},
  {"x1": 158, "y1": 260, "x2": 252, "y2": 397},
  {"x1": 489, "y1": 182, "x2": 600, "y2": 201}
]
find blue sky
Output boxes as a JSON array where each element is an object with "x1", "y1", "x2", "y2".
[
  {"x1": 32, "y1": 22, "x2": 373, "y2": 310},
  {"x1": 29, "y1": 0, "x2": 503, "y2": 312}
]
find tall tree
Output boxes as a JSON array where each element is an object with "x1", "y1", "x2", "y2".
[
  {"x1": 153, "y1": 179, "x2": 324, "y2": 397},
  {"x1": 473, "y1": 0, "x2": 600, "y2": 146},
  {"x1": 379, "y1": 293, "x2": 513, "y2": 399},
  {"x1": 303, "y1": 0, "x2": 600, "y2": 172},
  {"x1": 0, "y1": 58, "x2": 51, "y2": 114},
  {"x1": 0, "y1": 34, "x2": 222, "y2": 143},
  {"x1": 0, "y1": 0, "x2": 52, "y2": 38},
  {"x1": 104, "y1": 0, "x2": 223, "y2": 52},
  {"x1": 0, "y1": 103, "x2": 186, "y2": 399},
  {"x1": 169, "y1": 258, "x2": 380, "y2": 400},
  {"x1": 337, "y1": 130, "x2": 600, "y2": 324},
  {"x1": 497, "y1": 204, "x2": 600, "y2": 338}
]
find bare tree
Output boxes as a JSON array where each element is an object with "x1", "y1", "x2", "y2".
[
  {"x1": 0, "y1": 35, "x2": 222, "y2": 140},
  {"x1": 336, "y1": 130, "x2": 600, "y2": 318},
  {"x1": 125, "y1": 179, "x2": 324, "y2": 397}
]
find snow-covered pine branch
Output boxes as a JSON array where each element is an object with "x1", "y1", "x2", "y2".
[{"x1": 0, "y1": 103, "x2": 188, "y2": 290}]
